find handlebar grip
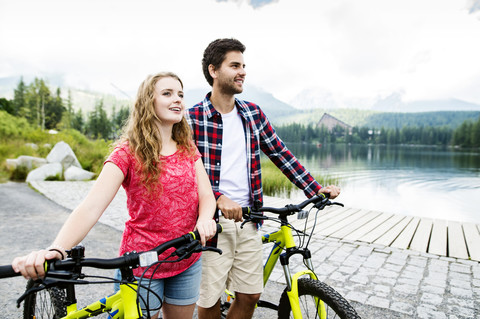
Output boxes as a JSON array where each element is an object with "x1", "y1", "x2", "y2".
[
  {"x1": 0, "y1": 265, "x2": 20, "y2": 279},
  {"x1": 191, "y1": 223, "x2": 223, "y2": 241},
  {"x1": 214, "y1": 223, "x2": 223, "y2": 235},
  {"x1": 319, "y1": 192, "x2": 330, "y2": 199}
]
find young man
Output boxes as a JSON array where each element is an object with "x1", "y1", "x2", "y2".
[{"x1": 187, "y1": 38, "x2": 340, "y2": 319}]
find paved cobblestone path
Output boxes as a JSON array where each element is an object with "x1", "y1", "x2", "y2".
[{"x1": 1, "y1": 182, "x2": 479, "y2": 318}]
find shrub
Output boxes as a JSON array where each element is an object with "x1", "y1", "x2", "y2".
[{"x1": 9, "y1": 165, "x2": 29, "y2": 181}]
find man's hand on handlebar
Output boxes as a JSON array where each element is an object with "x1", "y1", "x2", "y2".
[
  {"x1": 217, "y1": 195, "x2": 243, "y2": 222},
  {"x1": 318, "y1": 185, "x2": 341, "y2": 199}
]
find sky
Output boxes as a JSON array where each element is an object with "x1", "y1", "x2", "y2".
[{"x1": 1, "y1": 0, "x2": 480, "y2": 108}]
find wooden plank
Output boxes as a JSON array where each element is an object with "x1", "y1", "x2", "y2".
[
  {"x1": 391, "y1": 217, "x2": 420, "y2": 249},
  {"x1": 448, "y1": 221, "x2": 468, "y2": 259},
  {"x1": 301, "y1": 204, "x2": 346, "y2": 231},
  {"x1": 314, "y1": 208, "x2": 360, "y2": 233},
  {"x1": 322, "y1": 209, "x2": 374, "y2": 237},
  {"x1": 342, "y1": 212, "x2": 390, "y2": 242},
  {"x1": 330, "y1": 210, "x2": 382, "y2": 239},
  {"x1": 428, "y1": 219, "x2": 447, "y2": 256},
  {"x1": 462, "y1": 223, "x2": 480, "y2": 261},
  {"x1": 356, "y1": 213, "x2": 397, "y2": 243},
  {"x1": 374, "y1": 215, "x2": 412, "y2": 246},
  {"x1": 409, "y1": 218, "x2": 433, "y2": 253}
]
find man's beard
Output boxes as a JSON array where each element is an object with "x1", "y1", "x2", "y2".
[{"x1": 218, "y1": 78, "x2": 243, "y2": 95}]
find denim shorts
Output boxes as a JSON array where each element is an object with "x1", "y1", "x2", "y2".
[{"x1": 114, "y1": 258, "x2": 202, "y2": 316}]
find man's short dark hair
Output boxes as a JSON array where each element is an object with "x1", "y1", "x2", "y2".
[{"x1": 202, "y1": 38, "x2": 246, "y2": 86}]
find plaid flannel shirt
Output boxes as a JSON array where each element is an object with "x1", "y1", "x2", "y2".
[{"x1": 187, "y1": 93, "x2": 322, "y2": 227}]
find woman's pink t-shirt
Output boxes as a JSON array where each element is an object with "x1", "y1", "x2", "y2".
[{"x1": 105, "y1": 142, "x2": 201, "y2": 279}]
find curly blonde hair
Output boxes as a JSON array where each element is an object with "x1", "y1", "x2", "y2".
[{"x1": 117, "y1": 72, "x2": 195, "y2": 193}]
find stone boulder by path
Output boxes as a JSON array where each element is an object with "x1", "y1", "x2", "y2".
[
  {"x1": 5, "y1": 155, "x2": 47, "y2": 171},
  {"x1": 46, "y1": 141, "x2": 82, "y2": 169},
  {"x1": 64, "y1": 166, "x2": 95, "y2": 181},
  {"x1": 25, "y1": 163, "x2": 63, "y2": 183}
]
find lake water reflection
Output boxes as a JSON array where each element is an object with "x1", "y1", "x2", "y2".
[{"x1": 282, "y1": 143, "x2": 480, "y2": 224}]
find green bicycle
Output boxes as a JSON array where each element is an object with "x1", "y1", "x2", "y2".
[
  {"x1": 221, "y1": 194, "x2": 361, "y2": 319},
  {"x1": 0, "y1": 224, "x2": 222, "y2": 319}
]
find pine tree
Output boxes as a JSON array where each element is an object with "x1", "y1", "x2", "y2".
[{"x1": 13, "y1": 77, "x2": 26, "y2": 116}]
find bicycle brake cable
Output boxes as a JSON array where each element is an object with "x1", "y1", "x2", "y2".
[{"x1": 305, "y1": 206, "x2": 321, "y2": 249}]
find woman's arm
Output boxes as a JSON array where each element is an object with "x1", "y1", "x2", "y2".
[
  {"x1": 194, "y1": 158, "x2": 217, "y2": 246},
  {"x1": 12, "y1": 162, "x2": 125, "y2": 279}
]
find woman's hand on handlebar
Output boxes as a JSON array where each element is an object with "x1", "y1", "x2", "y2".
[
  {"x1": 217, "y1": 195, "x2": 243, "y2": 222},
  {"x1": 319, "y1": 185, "x2": 341, "y2": 199},
  {"x1": 12, "y1": 249, "x2": 62, "y2": 280},
  {"x1": 195, "y1": 218, "x2": 218, "y2": 246}
]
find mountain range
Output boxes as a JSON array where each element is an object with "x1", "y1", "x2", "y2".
[
  {"x1": 289, "y1": 88, "x2": 480, "y2": 113},
  {"x1": 1, "y1": 76, "x2": 480, "y2": 128}
]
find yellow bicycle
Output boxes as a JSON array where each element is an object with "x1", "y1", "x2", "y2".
[
  {"x1": 221, "y1": 194, "x2": 360, "y2": 319},
  {"x1": 0, "y1": 224, "x2": 222, "y2": 319}
]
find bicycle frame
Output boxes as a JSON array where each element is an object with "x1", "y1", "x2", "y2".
[
  {"x1": 59, "y1": 279, "x2": 143, "y2": 319},
  {"x1": 220, "y1": 197, "x2": 360, "y2": 319}
]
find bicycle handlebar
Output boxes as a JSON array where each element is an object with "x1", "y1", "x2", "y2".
[
  {"x1": 244, "y1": 193, "x2": 341, "y2": 215},
  {"x1": 241, "y1": 193, "x2": 343, "y2": 226},
  {"x1": 0, "y1": 223, "x2": 223, "y2": 279}
]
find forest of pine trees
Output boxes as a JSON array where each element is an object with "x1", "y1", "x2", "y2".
[{"x1": 275, "y1": 119, "x2": 480, "y2": 147}]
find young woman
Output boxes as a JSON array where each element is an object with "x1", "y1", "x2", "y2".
[{"x1": 12, "y1": 72, "x2": 217, "y2": 319}]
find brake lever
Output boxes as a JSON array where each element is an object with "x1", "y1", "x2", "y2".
[
  {"x1": 16, "y1": 281, "x2": 46, "y2": 307},
  {"x1": 240, "y1": 219, "x2": 251, "y2": 229},
  {"x1": 241, "y1": 213, "x2": 268, "y2": 229},
  {"x1": 202, "y1": 246, "x2": 223, "y2": 255},
  {"x1": 173, "y1": 241, "x2": 201, "y2": 258}
]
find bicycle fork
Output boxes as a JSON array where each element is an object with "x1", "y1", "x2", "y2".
[
  {"x1": 281, "y1": 255, "x2": 326, "y2": 319},
  {"x1": 266, "y1": 225, "x2": 326, "y2": 319}
]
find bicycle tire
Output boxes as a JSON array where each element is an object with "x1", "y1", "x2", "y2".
[
  {"x1": 23, "y1": 279, "x2": 67, "y2": 319},
  {"x1": 278, "y1": 278, "x2": 361, "y2": 319}
]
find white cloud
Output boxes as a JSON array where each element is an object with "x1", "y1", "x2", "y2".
[{"x1": 1, "y1": 0, "x2": 480, "y2": 107}]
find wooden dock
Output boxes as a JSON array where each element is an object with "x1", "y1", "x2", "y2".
[{"x1": 262, "y1": 196, "x2": 480, "y2": 262}]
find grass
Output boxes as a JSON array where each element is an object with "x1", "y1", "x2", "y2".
[
  {"x1": 0, "y1": 111, "x2": 111, "y2": 183},
  {"x1": 261, "y1": 159, "x2": 340, "y2": 197}
]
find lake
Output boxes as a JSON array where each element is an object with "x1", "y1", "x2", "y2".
[{"x1": 281, "y1": 143, "x2": 480, "y2": 224}]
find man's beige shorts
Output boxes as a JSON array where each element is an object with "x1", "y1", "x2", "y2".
[{"x1": 197, "y1": 216, "x2": 264, "y2": 308}]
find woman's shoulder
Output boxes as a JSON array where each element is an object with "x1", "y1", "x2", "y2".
[
  {"x1": 112, "y1": 140, "x2": 131, "y2": 154},
  {"x1": 108, "y1": 141, "x2": 135, "y2": 163}
]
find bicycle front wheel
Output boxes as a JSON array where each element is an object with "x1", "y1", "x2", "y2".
[
  {"x1": 278, "y1": 278, "x2": 360, "y2": 319},
  {"x1": 23, "y1": 279, "x2": 67, "y2": 319}
]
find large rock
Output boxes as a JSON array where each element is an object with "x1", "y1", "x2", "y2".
[
  {"x1": 6, "y1": 155, "x2": 47, "y2": 170},
  {"x1": 64, "y1": 166, "x2": 95, "y2": 181},
  {"x1": 26, "y1": 163, "x2": 63, "y2": 183},
  {"x1": 46, "y1": 141, "x2": 82, "y2": 170}
]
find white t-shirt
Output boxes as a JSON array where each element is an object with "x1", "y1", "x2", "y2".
[{"x1": 218, "y1": 108, "x2": 251, "y2": 207}]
